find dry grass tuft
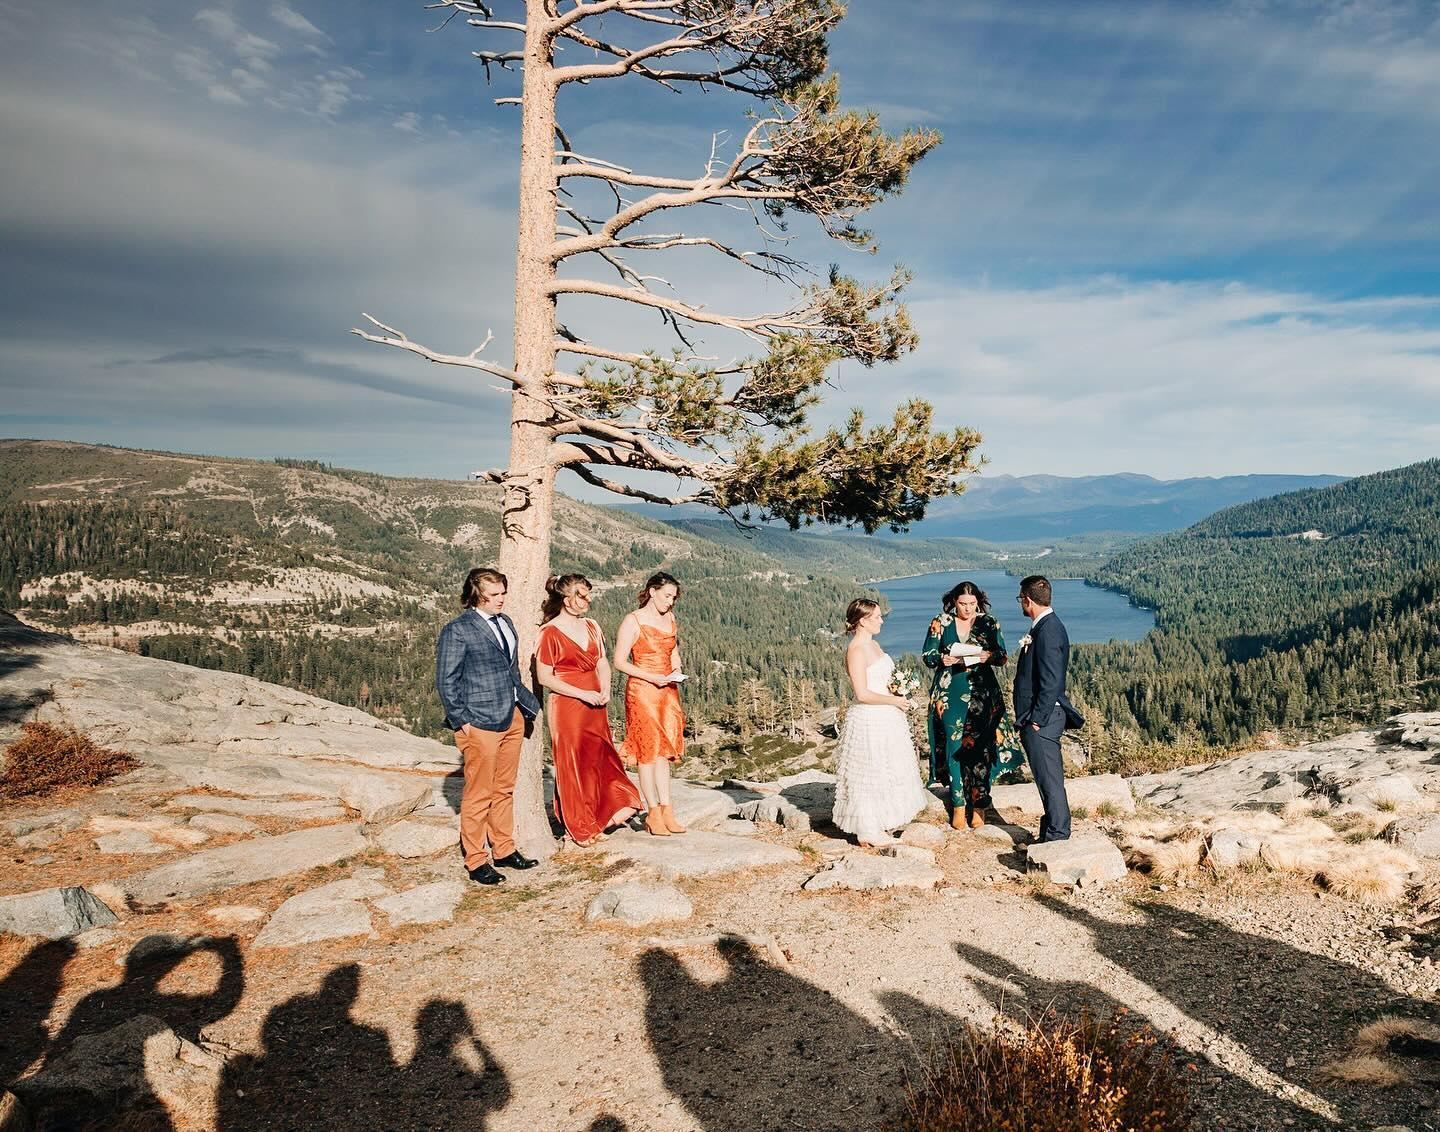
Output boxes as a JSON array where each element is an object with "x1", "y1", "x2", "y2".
[
  {"x1": 1120, "y1": 806, "x2": 1418, "y2": 904},
  {"x1": 893, "y1": 1007, "x2": 1193, "y2": 1131},
  {"x1": 1319, "y1": 842, "x2": 1418, "y2": 905},
  {"x1": 1317, "y1": 1054, "x2": 1407, "y2": 1087},
  {"x1": 1124, "y1": 837, "x2": 1203, "y2": 880},
  {"x1": 1281, "y1": 797, "x2": 1332, "y2": 822},
  {"x1": 0, "y1": 721, "x2": 140, "y2": 800},
  {"x1": 1257, "y1": 832, "x2": 1331, "y2": 879},
  {"x1": 1354, "y1": 1014, "x2": 1440, "y2": 1056}
]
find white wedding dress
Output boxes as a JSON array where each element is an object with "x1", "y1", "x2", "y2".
[{"x1": 831, "y1": 650, "x2": 930, "y2": 843}]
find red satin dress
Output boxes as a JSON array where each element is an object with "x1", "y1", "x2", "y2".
[
  {"x1": 537, "y1": 619, "x2": 642, "y2": 844},
  {"x1": 621, "y1": 623, "x2": 685, "y2": 766}
]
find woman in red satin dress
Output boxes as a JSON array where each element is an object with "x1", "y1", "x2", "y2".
[
  {"x1": 614, "y1": 572, "x2": 687, "y2": 837},
  {"x1": 535, "y1": 574, "x2": 641, "y2": 847}
]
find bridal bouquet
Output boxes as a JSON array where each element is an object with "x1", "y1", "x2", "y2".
[{"x1": 888, "y1": 667, "x2": 921, "y2": 698}]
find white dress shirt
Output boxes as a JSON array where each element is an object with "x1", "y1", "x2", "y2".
[{"x1": 475, "y1": 609, "x2": 518, "y2": 702}]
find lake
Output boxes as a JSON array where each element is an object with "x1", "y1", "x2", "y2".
[{"x1": 873, "y1": 569, "x2": 1154, "y2": 657}]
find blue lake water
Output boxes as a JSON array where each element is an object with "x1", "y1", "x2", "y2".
[{"x1": 873, "y1": 569, "x2": 1154, "y2": 657}]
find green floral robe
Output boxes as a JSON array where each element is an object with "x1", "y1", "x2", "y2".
[{"x1": 922, "y1": 611, "x2": 1025, "y2": 809}]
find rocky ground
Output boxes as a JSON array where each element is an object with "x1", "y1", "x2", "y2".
[{"x1": 3, "y1": 613, "x2": 1439, "y2": 1131}]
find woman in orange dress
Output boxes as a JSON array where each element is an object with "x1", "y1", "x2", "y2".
[
  {"x1": 534, "y1": 573, "x2": 641, "y2": 847},
  {"x1": 614, "y1": 572, "x2": 687, "y2": 837}
]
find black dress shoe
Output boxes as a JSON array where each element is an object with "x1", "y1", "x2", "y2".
[
  {"x1": 493, "y1": 851, "x2": 538, "y2": 870},
  {"x1": 467, "y1": 863, "x2": 505, "y2": 885}
]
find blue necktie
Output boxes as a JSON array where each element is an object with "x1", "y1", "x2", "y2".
[{"x1": 489, "y1": 616, "x2": 512, "y2": 661}]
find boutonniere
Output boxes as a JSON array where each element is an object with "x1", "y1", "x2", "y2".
[{"x1": 1018, "y1": 634, "x2": 1034, "y2": 653}]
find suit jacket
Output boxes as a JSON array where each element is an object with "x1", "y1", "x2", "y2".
[
  {"x1": 1012, "y1": 611, "x2": 1082, "y2": 730},
  {"x1": 435, "y1": 610, "x2": 541, "y2": 732}
]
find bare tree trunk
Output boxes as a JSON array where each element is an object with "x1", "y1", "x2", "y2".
[{"x1": 501, "y1": 5, "x2": 561, "y2": 859}]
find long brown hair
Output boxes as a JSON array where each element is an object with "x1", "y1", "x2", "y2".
[
  {"x1": 637, "y1": 571, "x2": 681, "y2": 608},
  {"x1": 541, "y1": 573, "x2": 592, "y2": 623}
]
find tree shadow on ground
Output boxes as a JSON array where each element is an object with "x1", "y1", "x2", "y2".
[
  {"x1": 0, "y1": 610, "x2": 55, "y2": 726},
  {"x1": 217, "y1": 963, "x2": 511, "y2": 1131},
  {"x1": 638, "y1": 935, "x2": 955, "y2": 1131},
  {"x1": 1035, "y1": 894, "x2": 1440, "y2": 1128}
]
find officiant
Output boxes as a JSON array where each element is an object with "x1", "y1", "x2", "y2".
[{"x1": 920, "y1": 581, "x2": 1025, "y2": 830}]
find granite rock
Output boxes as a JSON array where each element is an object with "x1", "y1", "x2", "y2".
[
  {"x1": 803, "y1": 852, "x2": 943, "y2": 892},
  {"x1": 99, "y1": 823, "x2": 367, "y2": 907},
  {"x1": 585, "y1": 882, "x2": 693, "y2": 926},
  {"x1": 373, "y1": 881, "x2": 467, "y2": 926},
  {"x1": 375, "y1": 820, "x2": 457, "y2": 859},
  {"x1": 602, "y1": 829, "x2": 802, "y2": 880},
  {"x1": 1025, "y1": 835, "x2": 1127, "y2": 888},
  {"x1": 0, "y1": 886, "x2": 118, "y2": 939}
]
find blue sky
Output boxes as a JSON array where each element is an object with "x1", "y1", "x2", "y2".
[{"x1": 1, "y1": 0, "x2": 1437, "y2": 493}]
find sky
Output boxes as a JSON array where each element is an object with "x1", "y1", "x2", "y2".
[{"x1": 2, "y1": 0, "x2": 1438, "y2": 496}]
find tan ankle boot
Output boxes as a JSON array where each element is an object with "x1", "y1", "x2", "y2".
[
  {"x1": 660, "y1": 804, "x2": 687, "y2": 834},
  {"x1": 951, "y1": 807, "x2": 967, "y2": 831},
  {"x1": 968, "y1": 805, "x2": 986, "y2": 829},
  {"x1": 644, "y1": 809, "x2": 670, "y2": 837}
]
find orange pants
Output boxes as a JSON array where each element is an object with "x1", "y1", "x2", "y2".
[{"x1": 456, "y1": 708, "x2": 523, "y2": 869}]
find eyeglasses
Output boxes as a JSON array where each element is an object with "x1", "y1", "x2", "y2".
[{"x1": 1015, "y1": 596, "x2": 1026, "y2": 604}]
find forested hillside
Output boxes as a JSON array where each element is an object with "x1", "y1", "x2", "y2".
[
  {"x1": 1073, "y1": 459, "x2": 1440, "y2": 752},
  {"x1": 0, "y1": 440, "x2": 952, "y2": 739}
]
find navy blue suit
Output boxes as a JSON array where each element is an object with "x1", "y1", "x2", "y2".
[
  {"x1": 1012, "y1": 611, "x2": 1076, "y2": 842},
  {"x1": 435, "y1": 611, "x2": 540, "y2": 732}
]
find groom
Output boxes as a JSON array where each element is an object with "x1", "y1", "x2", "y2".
[
  {"x1": 436, "y1": 567, "x2": 542, "y2": 885},
  {"x1": 1012, "y1": 575, "x2": 1081, "y2": 843}
]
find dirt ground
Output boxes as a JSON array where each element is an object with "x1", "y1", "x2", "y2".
[{"x1": 4, "y1": 792, "x2": 1438, "y2": 1132}]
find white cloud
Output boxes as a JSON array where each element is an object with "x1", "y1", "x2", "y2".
[
  {"x1": 194, "y1": 8, "x2": 280, "y2": 71},
  {"x1": 270, "y1": 4, "x2": 327, "y2": 39},
  {"x1": 207, "y1": 82, "x2": 246, "y2": 106},
  {"x1": 854, "y1": 277, "x2": 1440, "y2": 477}
]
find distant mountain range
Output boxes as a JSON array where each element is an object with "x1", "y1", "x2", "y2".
[{"x1": 612, "y1": 473, "x2": 1347, "y2": 541}]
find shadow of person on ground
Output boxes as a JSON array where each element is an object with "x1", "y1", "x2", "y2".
[
  {"x1": 639, "y1": 935, "x2": 955, "y2": 1131},
  {"x1": 892, "y1": 939, "x2": 1314, "y2": 1128},
  {"x1": 11, "y1": 936, "x2": 244, "y2": 1130},
  {"x1": 1035, "y1": 894, "x2": 1440, "y2": 1127},
  {"x1": 396, "y1": 999, "x2": 512, "y2": 1127},
  {"x1": 218, "y1": 964, "x2": 395, "y2": 1130},
  {"x1": 0, "y1": 938, "x2": 76, "y2": 1086},
  {"x1": 218, "y1": 965, "x2": 513, "y2": 1131},
  {"x1": 51, "y1": 936, "x2": 245, "y2": 1057}
]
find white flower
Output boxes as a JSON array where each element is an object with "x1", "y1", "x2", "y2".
[{"x1": 1018, "y1": 634, "x2": 1034, "y2": 653}]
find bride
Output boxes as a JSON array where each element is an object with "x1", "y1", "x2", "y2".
[{"x1": 831, "y1": 598, "x2": 931, "y2": 846}]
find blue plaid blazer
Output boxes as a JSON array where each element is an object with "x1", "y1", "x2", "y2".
[{"x1": 435, "y1": 610, "x2": 541, "y2": 732}]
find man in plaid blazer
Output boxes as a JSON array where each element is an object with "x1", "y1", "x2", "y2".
[{"x1": 436, "y1": 567, "x2": 542, "y2": 885}]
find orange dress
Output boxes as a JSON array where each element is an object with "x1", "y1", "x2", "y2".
[
  {"x1": 537, "y1": 620, "x2": 642, "y2": 844},
  {"x1": 621, "y1": 622, "x2": 686, "y2": 766}
]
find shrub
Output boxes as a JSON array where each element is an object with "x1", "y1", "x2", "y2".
[
  {"x1": 892, "y1": 1007, "x2": 1193, "y2": 1131},
  {"x1": 0, "y1": 721, "x2": 140, "y2": 799}
]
